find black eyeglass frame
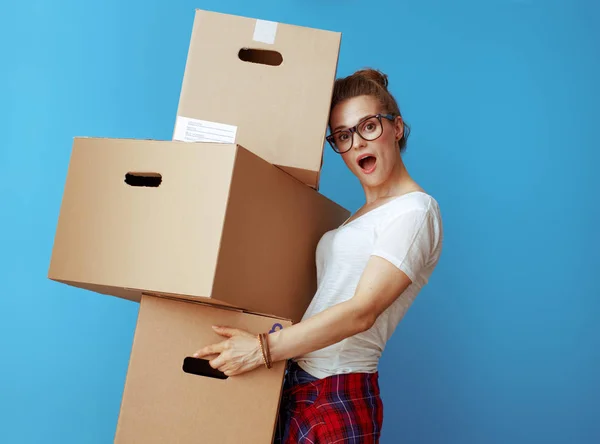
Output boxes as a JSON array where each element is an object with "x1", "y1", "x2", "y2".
[{"x1": 326, "y1": 113, "x2": 397, "y2": 154}]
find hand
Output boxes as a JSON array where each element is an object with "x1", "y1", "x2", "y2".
[{"x1": 192, "y1": 326, "x2": 264, "y2": 377}]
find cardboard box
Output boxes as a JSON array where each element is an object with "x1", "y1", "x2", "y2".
[
  {"x1": 173, "y1": 9, "x2": 342, "y2": 189},
  {"x1": 48, "y1": 137, "x2": 349, "y2": 322},
  {"x1": 114, "y1": 294, "x2": 291, "y2": 444}
]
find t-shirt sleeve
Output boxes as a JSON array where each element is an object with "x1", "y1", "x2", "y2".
[{"x1": 371, "y1": 208, "x2": 438, "y2": 284}]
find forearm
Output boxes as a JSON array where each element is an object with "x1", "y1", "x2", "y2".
[{"x1": 268, "y1": 299, "x2": 374, "y2": 363}]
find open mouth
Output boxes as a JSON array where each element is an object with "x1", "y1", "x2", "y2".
[{"x1": 357, "y1": 155, "x2": 377, "y2": 173}]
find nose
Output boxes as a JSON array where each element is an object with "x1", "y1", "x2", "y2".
[{"x1": 350, "y1": 129, "x2": 365, "y2": 150}]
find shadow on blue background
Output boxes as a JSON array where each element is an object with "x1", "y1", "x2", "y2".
[{"x1": 1, "y1": 0, "x2": 599, "y2": 443}]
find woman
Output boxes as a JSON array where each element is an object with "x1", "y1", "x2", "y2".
[{"x1": 193, "y1": 68, "x2": 444, "y2": 443}]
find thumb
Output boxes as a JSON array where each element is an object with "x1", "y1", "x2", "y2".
[{"x1": 212, "y1": 325, "x2": 238, "y2": 337}]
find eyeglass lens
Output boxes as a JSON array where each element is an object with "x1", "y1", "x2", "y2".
[{"x1": 331, "y1": 116, "x2": 382, "y2": 152}]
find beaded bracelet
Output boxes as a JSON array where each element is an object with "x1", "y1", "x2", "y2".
[
  {"x1": 261, "y1": 333, "x2": 272, "y2": 369},
  {"x1": 257, "y1": 333, "x2": 272, "y2": 369},
  {"x1": 257, "y1": 333, "x2": 271, "y2": 369}
]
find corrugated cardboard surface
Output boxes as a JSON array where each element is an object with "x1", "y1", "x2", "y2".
[
  {"x1": 174, "y1": 9, "x2": 341, "y2": 189},
  {"x1": 114, "y1": 295, "x2": 291, "y2": 444},
  {"x1": 210, "y1": 146, "x2": 351, "y2": 322},
  {"x1": 48, "y1": 137, "x2": 232, "y2": 301},
  {"x1": 48, "y1": 137, "x2": 350, "y2": 322}
]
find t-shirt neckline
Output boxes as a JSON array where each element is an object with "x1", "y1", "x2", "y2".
[{"x1": 339, "y1": 191, "x2": 427, "y2": 229}]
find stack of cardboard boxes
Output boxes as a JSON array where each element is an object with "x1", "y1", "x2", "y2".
[{"x1": 48, "y1": 9, "x2": 348, "y2": 444}]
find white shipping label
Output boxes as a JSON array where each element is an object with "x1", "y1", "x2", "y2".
[
  {"x1": 174, "y1": 116, "x2": 237, "y2": 144},
  {"x1": 253, "y1": 19, "x2": 278, "y2": 45}
]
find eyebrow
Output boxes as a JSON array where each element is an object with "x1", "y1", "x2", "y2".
[{"x1": 332, "y1": 113, "x2": 376, "y2": 132}]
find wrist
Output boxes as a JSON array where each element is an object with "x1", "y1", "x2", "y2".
[
  {"x1": 257, "y1": 333, "x2": 273, "y2": 369},
  {"x1": 266, "y1": 330, "x2": 282, "y2": 363},
  {"x1": 252, "y1": 336, "x2": 264, "y2": 369}
]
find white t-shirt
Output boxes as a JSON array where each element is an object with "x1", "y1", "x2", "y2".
[{"x1": 295, "y1": 191, "x2": 443, "y2": 379}]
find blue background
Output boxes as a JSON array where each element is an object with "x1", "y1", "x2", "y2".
[{"x1": 1, "y1": 0, "x2": 599, "y2": 443}]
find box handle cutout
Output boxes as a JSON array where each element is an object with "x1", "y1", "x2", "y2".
[
  {"x1": 124, "y1": 172, "x2": 162, "y2": 187},
  {"x1": 238, "y1": 48, "x2": 283, "y2": 66},
  {"x1": 182, "y1": 357, "x2": 228, "y2": 380}
]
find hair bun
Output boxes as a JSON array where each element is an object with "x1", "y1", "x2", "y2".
[{"x1": 354, "y1": 68, "x2": 389, "y2": 89}]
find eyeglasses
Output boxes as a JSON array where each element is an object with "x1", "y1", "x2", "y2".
[{"x1": 326, "y1": 114, "x2": 396, "y2": 154}]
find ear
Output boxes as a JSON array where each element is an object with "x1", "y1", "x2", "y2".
[{"x1": 394, "y1": 116, "x2": 404, "y2": 141}]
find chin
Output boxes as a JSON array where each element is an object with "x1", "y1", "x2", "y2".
[{"x1": 356, "y1": 171, "x2": 386, "y2": 188}]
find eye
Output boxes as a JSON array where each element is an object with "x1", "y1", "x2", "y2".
[
  {"x1": 360, "y1": 118, "x2": 378, "y2": 133},
  {"x1": 336, "y1": 132, "x2": 350, "y2": 142}
]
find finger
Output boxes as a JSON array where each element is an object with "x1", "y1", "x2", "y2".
[
  {"x1": 222, "y1": 364, "x2": 238, "y2": 377},
  {"x1": 193, "y1": 342, "x2": 226, "y2": 358},
  {"x1": 210, "y1": 355, "x2": 226, "y2": 370},
  {"x1": 212, "y1": 325, "x2": 240, "y2": 338},
  {"x1": 213, "y1": 325, "x2": 255, "y2": 339},
  {"x1": 224, "y1": 366, "x2": 242, "y2": 377}
]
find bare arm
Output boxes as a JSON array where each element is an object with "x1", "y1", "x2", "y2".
[
  {"x1": 268, "y1": 255, "x2": 412, "y2": 362},
  {"x1": 193, "y1": 255, "x2": 412, "y2": 376}
]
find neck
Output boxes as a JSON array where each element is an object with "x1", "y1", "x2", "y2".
[{"x1": 362, "y1": 157, "x2": 417, "y2": 204}]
